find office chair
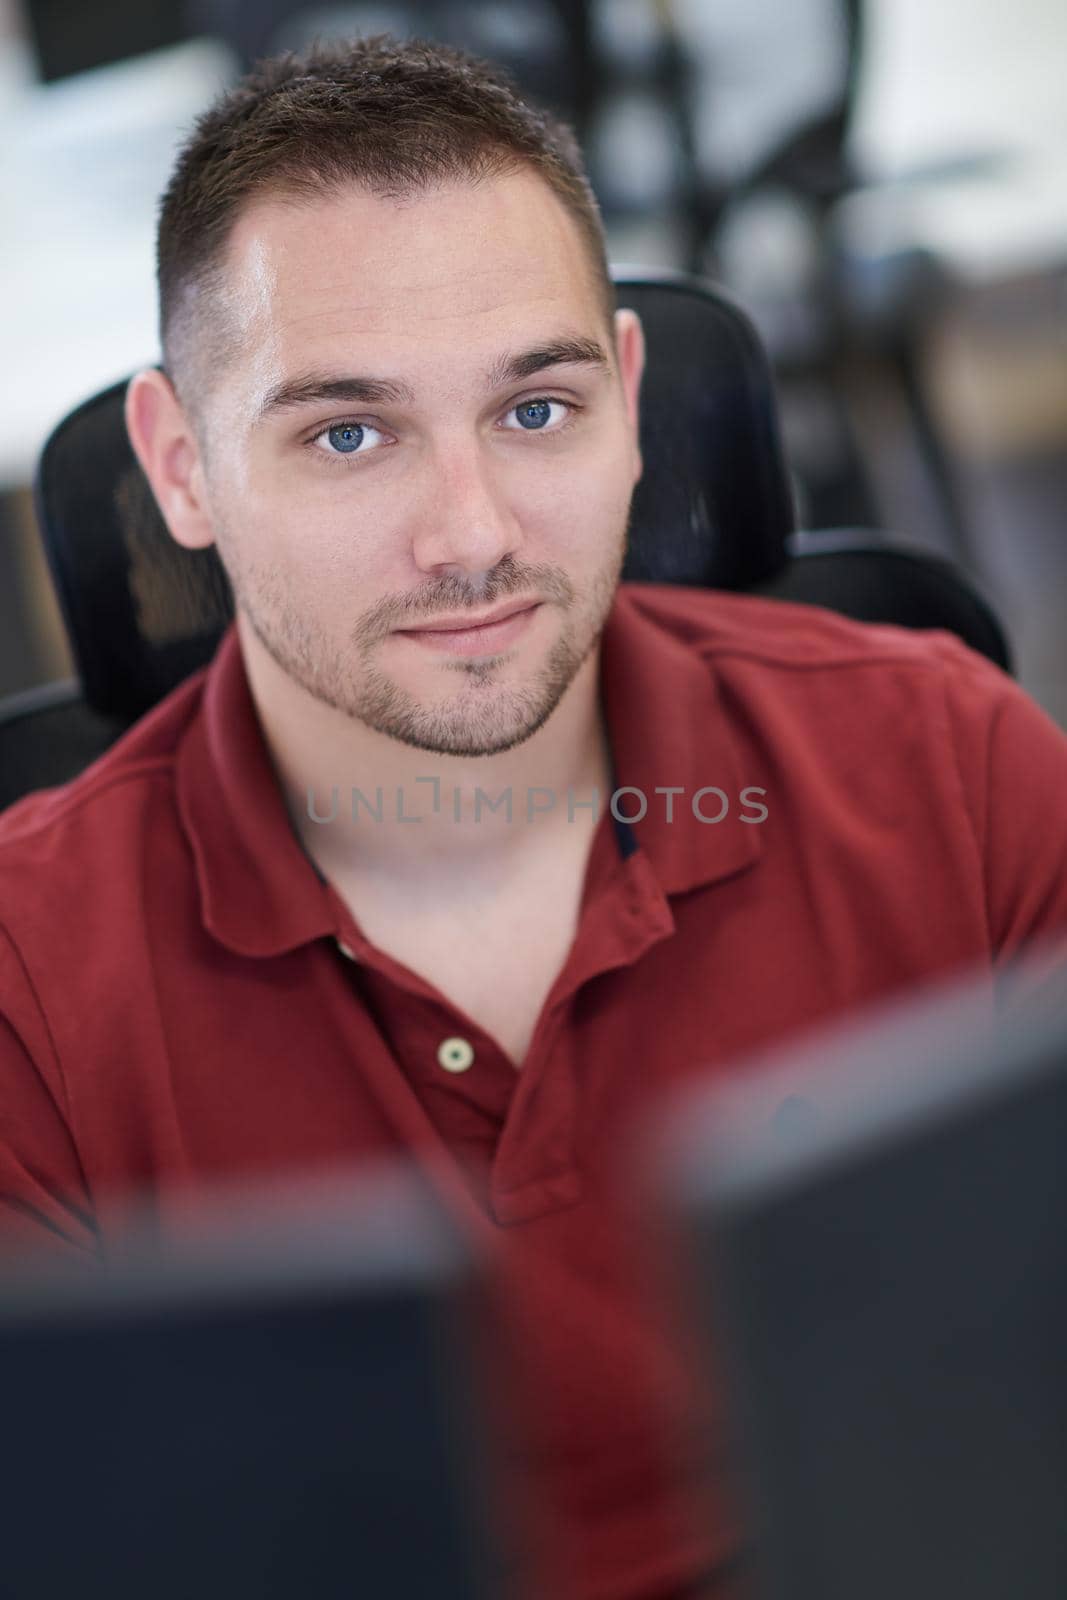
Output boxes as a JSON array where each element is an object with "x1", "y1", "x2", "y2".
[{"x1": 0, "y1": 269, "x2": 1011, "y2": 811}]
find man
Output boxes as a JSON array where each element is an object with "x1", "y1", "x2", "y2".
[{"x1": 2, "y1": 33, "x2": 1066, "y2": 1600}]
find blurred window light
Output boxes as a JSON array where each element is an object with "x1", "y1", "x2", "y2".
[
  {"x1": 832, "y1": 153, "x2": 1067, "y2": 285},
  {"x1": 592, "y1": 0, "x2": 666, "y2": 73},
  {"x1": 670, "y1": 0, "x2": 850, "y2": 183},
  {"x1": 0, "y1": 35, "x2": 238, "y2": 487},
  {"x1": 850, "y1": 0, "x2": 1067, "y2": 181},
  {"x1": 589, "y1": 89, "x2": 685, "y2": 210}
]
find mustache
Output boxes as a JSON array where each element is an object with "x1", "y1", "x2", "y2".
[{"x1": 363, "y1": 570, "x2": 574, "y2": 638}]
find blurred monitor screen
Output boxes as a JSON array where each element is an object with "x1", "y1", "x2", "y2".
[
  {"x1": 0, "y1": 1167, "x2": 503, "y2": 1599},
  {"x1": 665, "y1": 947, "x2": 1067, "y2": 1600},
  {"x1": 24, "y1": 0, "x2": 191, "y2": 82}
]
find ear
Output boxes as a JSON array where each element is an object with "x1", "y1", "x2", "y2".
[
  {"x1": 613, "y1": 308, "x2": 645, "y2": 486},
  {"x1": 124, "y1": 368, "x2": 217, "y2": 551}
]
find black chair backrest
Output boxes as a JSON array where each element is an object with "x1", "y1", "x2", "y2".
[
  {"x1": 756, "y1": 529, "x2": 1013, "y2": 673},
  {"x1": 31, "y1": 268, "x2": 797, "y2": 724}
]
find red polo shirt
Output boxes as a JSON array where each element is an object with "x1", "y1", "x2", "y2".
[{"x1": 2, "y1": 582, "x2": 1067, "y2": 1600}]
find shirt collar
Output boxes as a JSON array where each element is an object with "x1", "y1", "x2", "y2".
[
  {"x1": 177, "y1": 587, "x2": 761, "y2": 957},
  {"x1": 176, "y1": 625, "x2": 337, "y2": 958},
  {"x1": 599, "y1": 585, "x2": 761, "y2": 896}
]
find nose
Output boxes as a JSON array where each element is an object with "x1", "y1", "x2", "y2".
[{"x1": 410, "y1": 447, "x2": 524, "y2": 576}]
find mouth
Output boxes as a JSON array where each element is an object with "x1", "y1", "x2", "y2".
[
  {"x1": 394, "y1": 601, "x2": 543, "y2": 657},
  {"x1": 398, "y1": 598, "x2": 541, "y2": 633}
]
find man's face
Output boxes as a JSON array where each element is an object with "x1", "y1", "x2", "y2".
[{"x1": 191, "y1": 168, "x2": 644, "y2": 757}]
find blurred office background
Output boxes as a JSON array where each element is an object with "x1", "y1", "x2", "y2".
[{"x1": 1, "y1": 0, "x2": 1065, "y2": 723}]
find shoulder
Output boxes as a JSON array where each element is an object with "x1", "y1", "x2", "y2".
[
  {"x1": 0, "y1": 669, "x2": 207, "y2": 897},
  {"x1": 619, "y1": 580, "x2": 1006, "y2": 683},
  {"x1": 616, "y1": 581, "x2": 1034, "y2": 743},
  {"x1": 620, "y1": 583, "x2": 1067, "y2": 953},
  {"x1": 617, "y1": 579, "x2": 1067, "y2": 803}
]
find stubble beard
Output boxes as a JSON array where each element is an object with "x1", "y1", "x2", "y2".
[{"x1": 216, "y1": 514, "x2": 630, "y2": 758}]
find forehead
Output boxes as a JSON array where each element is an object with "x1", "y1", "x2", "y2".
[{"x1": 218, "y1": 169, "x2": 605, "y2": 384}]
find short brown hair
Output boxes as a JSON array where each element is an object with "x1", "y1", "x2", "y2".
[{"x1": 156, "y1": 33, "x2": 616, "y2": 421}]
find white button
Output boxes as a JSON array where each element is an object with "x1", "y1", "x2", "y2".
[
  {"x1": 336, "y1": 939, "x2": 357, "y2": 961},
  {"x1": 437, "y1": 1037, "x2": 474, "y2": 1074}
]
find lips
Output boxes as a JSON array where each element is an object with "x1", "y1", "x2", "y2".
[
  {"x1": 400, "y1": 600, "x2": 539, "y2": 634},
  {"x1": 393, "y1": 601, "x2": 542, "y2": 657}
]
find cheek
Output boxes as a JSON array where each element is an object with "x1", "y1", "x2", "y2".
[
  {"x1": 565, "y1": 435, "x2": 634, "y2": 520},
  {"x1": 549, "y1": 458, "x2": 632, "y2": 554},
  {"x1": 278, "y1": 533, "x2": 384, "y2": 604},
  {"x1": 218, "y1": 501, "x2": 366, "y2": 609},
  {"x1": 223, "y1": 470, "x2": 369, "y2": 570}
]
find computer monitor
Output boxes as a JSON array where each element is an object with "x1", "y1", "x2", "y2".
[
  {"x1": 657, "y1": 941, "x2": 1067, "y2": 1600},
  {"x1": 0, "y1": 1163, "x2": 509, "y2": 1599},
  {"x1": 22, "y1": 0, "x2": 192, "y2": 82}
]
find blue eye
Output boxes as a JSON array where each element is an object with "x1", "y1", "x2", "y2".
[
  {"x1": 308, "y1": 397, "x2": 580, "y2": 467},
  {"x1": 327, "y1": 422, "x2": 364, "y2": 453},
  {"x1": 311, "y1": 419, "x2": 384, "y2": 460},
  {"x1": 514, "y1": 399, "x2": 552, "y2": 430}
]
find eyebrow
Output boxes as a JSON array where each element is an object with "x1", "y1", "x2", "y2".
[{"x1": 254, "y1": 335, "x2": 613, "y2": 421}]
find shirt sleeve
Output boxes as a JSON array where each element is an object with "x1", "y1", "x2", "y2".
[
  {"x1": 936, "y1": 636, "x2": 1067, "y2": 962},
  {"x1": 0, "y1": 923, "x2": 101, "y2": 1268}
]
